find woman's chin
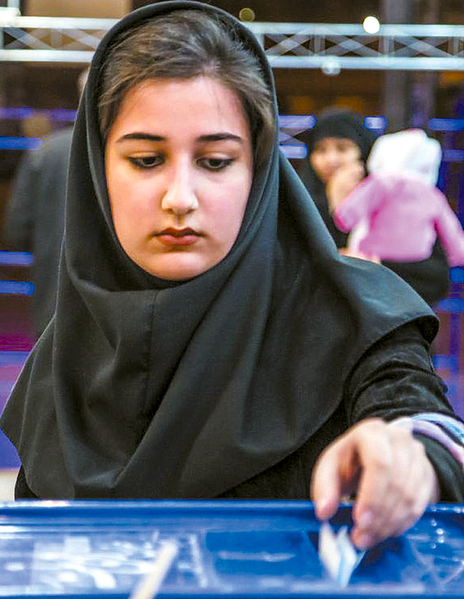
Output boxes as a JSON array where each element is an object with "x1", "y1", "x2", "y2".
[{"x1": 139, "y1": 254, "x2": 217, "y2": 281}]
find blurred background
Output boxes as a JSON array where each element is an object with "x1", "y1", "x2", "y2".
[
  {"x1": 0, "y1": 0, "x2": 463, "y2": 493},
  {"x1": 1, "y1": 1, "x2": 464, "y2": 230}
]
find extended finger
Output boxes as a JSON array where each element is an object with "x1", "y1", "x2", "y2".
[
  {"x1": 349, "y1": 422, "x2": 397, "y2": 547},
  {"x1": 311, "y1": 444, "x2": 345, "y2": 521},
  {"x1": 312, "y1": 420, "x2": 380, "y2": 522}
]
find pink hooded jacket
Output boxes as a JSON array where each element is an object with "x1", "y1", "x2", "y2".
[{"x1": 333, "y1": 129, "x2": 464, "y2": 266}]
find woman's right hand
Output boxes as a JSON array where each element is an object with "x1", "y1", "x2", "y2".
[
  {"x1": 326, "y1": 160, "x2": 365, "y2": 212},
  {"x1": 311, "y1": 418, "x2": 439, "y2": 549}
]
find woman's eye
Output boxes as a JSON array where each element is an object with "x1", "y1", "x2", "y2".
[
  {"x1": 128, "y1": 155, "x2": 163, "y2": 169},
  {"x1": 199, "y1": 157, "x2": 234, "y2": 171}
]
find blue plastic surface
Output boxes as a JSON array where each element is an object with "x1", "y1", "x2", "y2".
[{"x1": 0, "y1": 500, "x2": 462, "y2": 598}]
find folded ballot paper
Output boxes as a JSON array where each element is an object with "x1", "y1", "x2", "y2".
[{"x1": 318, "y1": 522, "x2": 366, "y2": 587}]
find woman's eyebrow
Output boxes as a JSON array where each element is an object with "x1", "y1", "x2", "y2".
[
  {"x1": 116, "y1": 132, "x2": 164, "y2": 143},
  {"x1": 116, "y1": 132, "x2": 244, "y2": 144},
  {"x1": 197, "y1": 133, "x2": 243, "y2": 143}
]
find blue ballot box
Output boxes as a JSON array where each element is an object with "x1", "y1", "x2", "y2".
[{"x1": 0, "y1": 500, "x2": 463, "y2": 598}]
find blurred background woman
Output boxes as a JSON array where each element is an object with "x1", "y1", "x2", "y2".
[{"x1": 296, "y1": 107, "x2": 450, "y2": 306}]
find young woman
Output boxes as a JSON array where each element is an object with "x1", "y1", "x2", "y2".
[
  {"x1": 2, "y1": 1, "x2": 463, "y2": 552},
  {"x1": 296, "y1": 108, "x2": 451, "y2": 306}
]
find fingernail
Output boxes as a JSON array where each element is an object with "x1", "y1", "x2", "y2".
[
  {"x1": 315, "y1": 499, "x2": 329, "y2": 519},
  {"x1": 354, "y1": 533, "x2": 373, "y2": 550}
]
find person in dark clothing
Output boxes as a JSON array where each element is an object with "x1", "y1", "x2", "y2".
[
  {"x1": 4, "y1": 128, "x2": 72, "y2": 337},
  {"x1": 4, "y1": 69, "x2": 88, "y2": 338},
  {"x1": 295, "y1": 108, "x2": 450, "y2": 306},
  {"x1": 2, "y1": 2, "x2": 464, "y2": 552}
]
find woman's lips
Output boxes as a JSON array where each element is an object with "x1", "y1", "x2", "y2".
[{"x1": 155, "y1": 228, "x2": 201, "y2": 246}]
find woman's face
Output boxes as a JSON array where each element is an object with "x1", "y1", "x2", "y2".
[
  {"x1": 309, "y1": 137, "x2": 361, "y2": 184},
  {"x1": 105, "y1": 76, "x2": 253, "y2": 280}
]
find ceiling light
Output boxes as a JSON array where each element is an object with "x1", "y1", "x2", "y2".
[{"x1": 363, "y1": 16, "x2": 380, "y2": 34}]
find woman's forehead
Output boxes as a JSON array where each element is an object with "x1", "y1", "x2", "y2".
[
  {"x1": 313, "y1": 137, "x2": 360, "y2": 148},
  {"x1": 106, "y1": 76, "x2": 252, "y2": 146}
]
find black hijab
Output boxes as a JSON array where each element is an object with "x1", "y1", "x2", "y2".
[
  {"x1": 301, "y1": 107, "x2": 376, "y2": 164},
  {"x1": 0, "y1": 1, "x2": 436, "y2": 499}
]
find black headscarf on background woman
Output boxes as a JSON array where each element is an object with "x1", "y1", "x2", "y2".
[
  {"x1": 1, "y1": 1, "x2": 436, "y2": 499},
  {"x1": 296, "y1": 108, "x2": 450, "y2": 306},
  {"x1": 303, "y1": 107, "x2": 376, "y2": 163}
]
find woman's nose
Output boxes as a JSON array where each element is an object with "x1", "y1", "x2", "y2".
[
  {"x1": 325, "y1": 149, "x2": 342, "y2": 168},
  {"x1": 161, "y1": 165, "x2": 199, "y2": 215}
]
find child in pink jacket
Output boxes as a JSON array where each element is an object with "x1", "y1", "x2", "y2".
[{"x1": 333, "y1": 128, "x2": 464, "y2": 266}]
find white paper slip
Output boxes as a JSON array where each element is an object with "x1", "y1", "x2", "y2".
[
  {"x1": 318, "y1": 522, "x2": 366, "y2": 587},
  {"x1": 129, "y1": 540, "x2": 179, "y2": 599}
]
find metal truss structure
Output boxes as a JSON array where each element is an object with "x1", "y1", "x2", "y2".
[
  {"x1": 0, "y1": 11, "x2": 464, "y2": 70},
  {"x1": 251, "y1": 22, "x2": 464, "y2": 72}
]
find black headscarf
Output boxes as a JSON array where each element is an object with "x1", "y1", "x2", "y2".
[
  {"x1": 300, "y1": 107, "x2": 376, "y2": 164},
  {"x1": 0, "y1": 1, "x2": 436, "y2": 499}
]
